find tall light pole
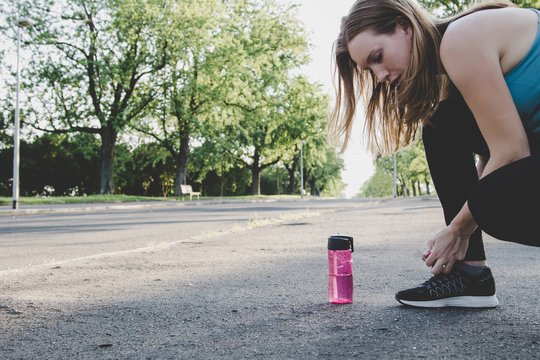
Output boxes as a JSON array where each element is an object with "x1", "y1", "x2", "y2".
[
  {"x1": 393, "y1": 153, "x2": 397, "y2": 197},
  {"x1": 300, "y1": 140, "x2": 306, "y2": 198},
  {"x1": 12, "y1": 18, "x2": 34, "y2": 209}
]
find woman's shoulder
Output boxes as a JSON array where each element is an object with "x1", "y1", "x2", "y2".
[
  {"x1": 441, "y1": 7, "x2": 537, "y2": 74},
  {"x1": 443, "y1": 7, "x2": 532, "y2": 42}
]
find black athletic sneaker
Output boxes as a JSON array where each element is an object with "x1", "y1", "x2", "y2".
[{"x1": 395, "y1": 266, "x2": 499, "y2": 308}]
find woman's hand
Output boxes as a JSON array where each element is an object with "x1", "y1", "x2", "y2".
[
  {"x1": 423, "y1": 224, "x2": 470, "y2": 274},
  {"x1": 423, "y1": 202, "x2": 478, "y2": 274}
]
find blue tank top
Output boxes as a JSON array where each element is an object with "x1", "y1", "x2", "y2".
[{"x1": 504, "y1": 9, "x2": 540, "y2": 140}]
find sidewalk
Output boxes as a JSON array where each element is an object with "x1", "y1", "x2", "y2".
[
  {"x1": 0, "y1": 196, "x2": 310, "y2": 216},
  {"x1": 1, "y1": 197, "x2": 538, "y2": 359}
]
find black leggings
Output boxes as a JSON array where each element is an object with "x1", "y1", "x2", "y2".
[{"x1": 423, "y1": 98, "x2": 540, "y2": 261}]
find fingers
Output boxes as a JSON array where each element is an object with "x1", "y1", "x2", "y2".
[
  {"x1": 430, "y1": 258, "x2": 445, "y2": 274},
  {"x1": 425, "y1": 250, "x2": 452, "y2": 274},
  {"x1": 423, "y1": 225, "x2": 467, "y2": 274},
  {"x1": 442, "y1": 259, "x2": 456, "y2": 274},
  {"x1": 423, "y1": 239, "x2": 434, "y2": 263},
  {"x1": 429, "y1": 257, "x2": 456, "y2": 274},
  {"x1": 425, "y1": 251, "x2": 436, "y2": 268}
]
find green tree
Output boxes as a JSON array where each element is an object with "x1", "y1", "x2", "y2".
[
  {"x1": 420, "y1": 0, "x2": 537, "y2": 16},
  {"x1": 274, "y1": 77, "x2": 339, "y2": 195},
  {"x1": 358, "y1": 166, "x2": 394, "y2": 198},
  {"x1": 359, "y1": 140, "x2": 433, "y2": 197},
  {"x1": 8, "y1": 0, "x2": 170, "y2": 194},
  {"x1": 0, "y1": 132, "x2": 100, "y2": 196},
  {"x1": 304, "y1": 146, "x2": 345, "y2": 197},
  {"x1": 218, "y1": 75, "x2": 333, "y2": 196},
  {"x1": 406, "y1": 140, "x2": 432, "y2": 196},
  {"x1": 0, "y1": 110, "x2": 13, "y2": 151},
  {"x1": 132, "y1": 0, "x2": 227, "y2": 196},
  {"x1": 115, "y1": 142, "x2": 174, "y2": 196},
  {"x1": 207, "y1": 1, "x2": 313, "y2": 195},
  {"x1": 375, "y1": 150, "x2": 409, "y2": 196},
  {"x1": 419, "y1": 0, "x2": 470, "y2": 16}
]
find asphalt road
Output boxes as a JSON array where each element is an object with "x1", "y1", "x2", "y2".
[
  {"x1": 0, "y1": 197, "x2": 538, "y2": 359},
  {"x1": 0, "y1": 198, "x2": 369, "y2": 272}
]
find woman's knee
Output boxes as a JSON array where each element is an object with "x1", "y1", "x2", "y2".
[
  {"x1": 468, "y1": 157, "x2": 540, "y2": 244},
  {"x1": 468, "y1": 177, "x2": 517, "y2": 241}
]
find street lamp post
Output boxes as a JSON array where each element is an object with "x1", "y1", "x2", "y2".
[
  {"x1": 393, "y1": 153, "x2": 397, "y2": 197},
  {"x1": 12, "y1": 18, "x2": 33, "y2": 210},
  {"x1": 300, "y1": 140, "x2": 306, "y2": 198}
]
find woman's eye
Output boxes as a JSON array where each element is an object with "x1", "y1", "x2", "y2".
[{"x1": 375, "y1": 53, "x2": 382, "y2": 63}]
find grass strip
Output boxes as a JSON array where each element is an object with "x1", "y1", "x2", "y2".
[{"x1": 0, "y1": 194, "x2": 302, "y2": 205}]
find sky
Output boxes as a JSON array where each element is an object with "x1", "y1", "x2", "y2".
[{"x1": 277, "y1": 0, "x2": 375, "y2": 198}]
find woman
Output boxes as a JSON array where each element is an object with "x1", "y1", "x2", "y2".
[{"x1": 332, "y1": 0, "x2": 540, "y2": 308}]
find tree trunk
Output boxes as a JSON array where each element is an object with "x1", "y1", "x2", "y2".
[
  {"x1": 284, "y1": 159, "x2": 298, "y2": 194},
  {"x1": 251, "y1": 169, "x2": 261, "y2": 195},
  {"x1": 174, "y1": 132, "x2": 190, "y2": 196},
  {"x1": 174, "y1": 166, "x2": 184, "y2": 196},
  {"x1": 286, "y1": 167, "x2": 295, "y2": 194},
  {"x1": 308, "y1": 179, "x2": 316, "y2": 195},
  {"x1": 99, "y1": 127, "x2": 117, "y2": 194},
  {"x1": 425, "y1": 179, "x2": 431, "y2": 195},
  {"x1": 401, "y1": 183, "x2": 408, "y2": 197},
  {"x1": 220, "y1": 163, "x2": 224, "y2": 197},
  {"x1": 276, "y1": 166, "x2": 280, "y2": 195},
  {"x1": 251, "y1": 154, "x2": 260, "y2": 195}
]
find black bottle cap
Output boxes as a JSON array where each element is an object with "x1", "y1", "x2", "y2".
[{"x1": 328, "y1": 235, "x2": 354, "y2": 252}]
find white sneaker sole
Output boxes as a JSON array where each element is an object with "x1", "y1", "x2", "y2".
[{"x1": 397, "y1": 295, "x2": 499, "y2": 308}]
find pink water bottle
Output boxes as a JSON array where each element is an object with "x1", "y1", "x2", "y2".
[{"x1": 328, "y1": 235, "x2": 354, "y2": 304}]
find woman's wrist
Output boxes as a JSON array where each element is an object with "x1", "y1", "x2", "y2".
[
  {"x1": 448, "y1": 220, "x2": 475, "y2": 241},
  {"x1": 449, "y1": 203, "x2": 478, "y2": 239}
]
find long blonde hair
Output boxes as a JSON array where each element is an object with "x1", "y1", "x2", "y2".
[{"x1": 330, "y1": 0, "x2": 515, "y2": 154}]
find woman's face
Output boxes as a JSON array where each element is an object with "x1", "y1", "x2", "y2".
[{"x1": 347, "y1": 24, "x2": 412, "y2": 86}]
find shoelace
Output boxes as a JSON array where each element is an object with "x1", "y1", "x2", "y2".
[{"x1": 423, "y1": 271, "x2": 468, "y2": 298}]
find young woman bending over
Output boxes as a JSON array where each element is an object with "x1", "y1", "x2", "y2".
[{"x1": 332, "y1": 0, "x2": 540, "y2": 308}]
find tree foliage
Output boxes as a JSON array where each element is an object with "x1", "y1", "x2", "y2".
[
  {"x1": 358, "y1": 140, "x2": 433, "y2": 198},
  {"x1": 0, "y1": 133, "x2": 100, "y2": 196},
  {"x1": 6, "y1": 0, "x2": 170, "y2": 194},
  {"x1": 420, "y1": 0, "x2": 538, "y2": 16},
  {"x1": 205, "y1": 1, "x2": 314, "y2": 195},
  {"x1": 131, "y1": 0, "x2": 228, "y2": 196},
  {"x1": 0, "y1": 0, "x2": 344, "y2": 198}
]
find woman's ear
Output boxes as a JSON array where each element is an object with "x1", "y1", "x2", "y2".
[{"x1": 396, "y1": 17, "x2": 412, "y2": 35}]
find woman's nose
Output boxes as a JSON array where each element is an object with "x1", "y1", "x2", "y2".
[{"x1": 373, "y1": 66, "x2": 390, "y2": 83}]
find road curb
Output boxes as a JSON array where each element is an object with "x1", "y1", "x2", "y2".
[{"x1": 0, "y1": 197, "x2": 338, "y2": 217}]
